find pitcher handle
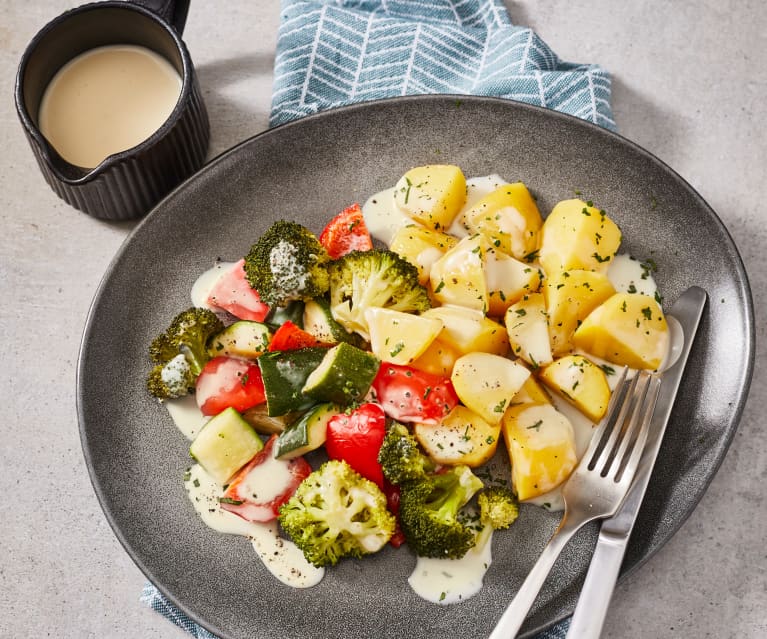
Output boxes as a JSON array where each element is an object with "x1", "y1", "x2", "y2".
[{"x1": 130, "y1": 0, "x2": 190, "y2": 34}]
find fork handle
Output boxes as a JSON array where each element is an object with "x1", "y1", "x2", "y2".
[{"x1": 488, "y1": 516, "x2": 584, "y2": 639}]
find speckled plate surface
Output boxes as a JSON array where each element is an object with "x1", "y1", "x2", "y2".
[{"x1": 77, "y1": 96, "x2": 754, "y2": 639}]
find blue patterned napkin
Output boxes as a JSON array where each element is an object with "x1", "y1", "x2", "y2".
[
  {"x1": 270, "y1": 0, "x2": 614, "y2": 129},
  {"x1": 142, "y1": 1, "x2": 612, "y2": 637}
]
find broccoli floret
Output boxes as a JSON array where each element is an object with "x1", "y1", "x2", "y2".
[
  {"x1": 243, "y1": 221, "x2": 330, "y2": 307},
  {"x1": 146, "y1": 307, "x2": 223, "y2": 399},
  {"x1": 327, "y1": 249, "x2": 431, "y2": 339},
  {"x1": 398, "y1": 465, "x2": 484, "y2": 559},
  {"x1": 478, "y1": 486, "x2": 520, "y2": 530},
  {"x1": 278, "y1": 460, "x2": 396, "y2": 567},
  {"x1": 378, "y1": 422, "x2": 435, "y2": 485}
]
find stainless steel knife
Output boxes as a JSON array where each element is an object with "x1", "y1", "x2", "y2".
[{"x1": 565, "y1": 286, "x2": 707, "y2": 639}]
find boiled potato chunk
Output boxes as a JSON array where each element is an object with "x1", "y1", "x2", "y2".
[
  {"x1": 389, "y1": 224, "x2": 458, "y2": 285},
  {"x1": 414, "y1": 405, "x2": 500, "y2": 467},
  {"x1": 573, "y1": 293, "x2": 669, "y2": 370},
  {"x1": 485, "y1": 248, "x2": 542, "y2": 316},
  {"x1": 365, "y1": 307, "x2": 443, "y2": 366},
  {"x1": 429, "y1": 235, "x2": 488, "y2": 311},
  {"x1": 504, "y1": 292, "x2": 553, "y2": 368},
  {"x1": 409, "y1": 336, "x2": 461, "y2": 377},
  {"x1": 422, "y1": 305, "x2": 509, "y2": 356},
  {"x1": 511, "y1": 375, "x2": 551, "y2": 405},
  {"x1": 539, "y1": 199, "x2": 622, "y2": 275},
  {"x1": 451, "y1": 352, "x2": 530, "y2": 425},
  {"x1": 502, "y1": 403, "x2": 577, "y2": 501},
  {"x1": 460, "y1": 182, "x2": 543, "y2": 260},
  {"x1": 538, "y1": 355, "x2": 611, "y2": 423},
  {"x1": 544, "y1": 270, "x2": 616, "y2": 356},
  {"x1": 393, "y1": 165, "x2": 467, "y2": 230}
]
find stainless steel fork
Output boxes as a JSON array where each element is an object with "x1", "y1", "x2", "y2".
[{"x1": 488, "y1": 368, "x2": 662, "y2": 639}]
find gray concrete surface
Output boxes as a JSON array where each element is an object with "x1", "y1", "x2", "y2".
[{"x1": 1, "y1": 1, "x2": 764, "y2": 637}]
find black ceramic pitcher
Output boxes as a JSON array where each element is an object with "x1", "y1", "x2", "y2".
[{"x1": 15, "y1": 0, "x2": 210, "y2": 220}]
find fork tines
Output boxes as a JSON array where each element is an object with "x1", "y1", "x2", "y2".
[{"x1": 587, "y1": 369, "x2": 662, "y2": 482}]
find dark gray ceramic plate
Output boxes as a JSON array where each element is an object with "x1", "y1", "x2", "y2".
[{"x1": 78, "y1": 96, "x2": 754, "y2": 639}]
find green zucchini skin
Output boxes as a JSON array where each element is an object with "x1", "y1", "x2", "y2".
[
  {"x1": 257, "y1": 347, "x2": 329, "y2": 416},
  {"x1": 302, "y1": 342, "x2": 380, "y2": 406},
  {"x1": 267, "y1": 300, "x2": 306, "y2": 330},
  {"x1": 274, "y1": 402, "x2": 339, "y2": 459}
]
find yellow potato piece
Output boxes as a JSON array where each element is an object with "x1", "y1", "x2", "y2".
[
  {"x1": 421, "y1": 305, "x2": 509, "y2": 356},
  {"x1": 409, "y1": 336, "x2": 461, "y2": 377},
  {"x1": 414, "y1": 405, "x2": 500, "y2": 467},
  {"x1": 573, "y1": 292, "x2": 669, "y2": 370},
  {"x1": 539, "y1": 199, "x2": 622, "y2": 275},
  {"x1": 429, "y1": 234, "x2": 488, "y2": 311},
  {"x1": 389, "y1": 224, "x2": 458, "y2": 285},
  {"x1": 460, "y1": 182, "x2": 543, "y2": 260},
  {"x1": 502, "y1": 403, "x2": 577, "y2": 501},
  {"x1": 538, "y1": 355, "x2": 611, "y2": 423},
  {"x1": 393, "y1": 165, "x2": 467, "y2": 231},
  {"x1": 485, "y1": 248, "x2": 542, "y2": 316},
  {"x1": 505, "y1": 292, "x2": 553, "y2": 368},
  {"x1": 451, "y1": 352, "x2": 530, "y2": 425},
  {"x1": 511, "y1": 375, "x2": 551, "y2": 405},
  {"x1": 365, "y1": 307, "x2": 443, "y2": 366},
  {"x1": 544, "y1": 270, "x2": 616, "y2": 356}
]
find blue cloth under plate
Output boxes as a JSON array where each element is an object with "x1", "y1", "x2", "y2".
[
  {"x1": 270, "y1": 0, "x2": 614, "y2": 129},
  {"x1": 142, "y1": 1, "x2": 613, "y2": 637}
]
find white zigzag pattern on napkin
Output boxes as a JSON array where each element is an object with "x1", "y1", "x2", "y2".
[{"x1": 270, "y1": 0, "x2": 614, "y2": 129}]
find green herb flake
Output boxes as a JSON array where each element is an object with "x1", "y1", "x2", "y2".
[
  {"x1": 403, "y1": 177, "x2": 413, "y2": 204},
  {"x1": 527, "y1": 420, "x2": 543, "y2": 431},
  {"x1": 592, "y1": 252, "x2": 611, "y2": 264},
  {"x1": 390, "y1": 342, "x2": 405, "y2": 357},
  {"x1": 523, "y1": 249, "x2": 539, "y2": 263}
]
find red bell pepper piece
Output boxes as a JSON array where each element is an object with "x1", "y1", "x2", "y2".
[
  {"x1": 371, "y1": 363, "x2": 459, "y2": 424},
  {"x1": 220, "y1": 435, "x2": 312, "y2": 523},
  {"x1": 267, "y1": 320, "x2": 330, "y2": 352},
  {"x1": 207, "y1": 259, "x2": 270, "y2": 322},
  {"x1": 195, "y1": 356, "x2": 266, "y2": 416},
  {"x1": 319, "y1": 203, "x2": 374, "y2": 259},
  {"x1": 325, "y1": 403, "x2": 387, "y2": 489}
]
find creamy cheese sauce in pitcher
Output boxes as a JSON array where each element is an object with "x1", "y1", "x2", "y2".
[{"x1": 39, "y1": 45, "x2": 182, "y2": 168}]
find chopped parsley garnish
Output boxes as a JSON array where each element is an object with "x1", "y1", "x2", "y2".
[{"x1": 389, "y1": 342, "x2": 405, "y2": 357}]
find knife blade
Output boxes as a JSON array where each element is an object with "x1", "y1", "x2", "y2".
[{"x1": 565, "y1": 286, "x2": 707, "y2": 639}]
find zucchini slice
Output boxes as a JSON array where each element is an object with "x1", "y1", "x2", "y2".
[
  {"x1": 303, "y1": 298, "x2": 362, "y2": 347},
  {"x1": 207, "y1": 321, "x2": 271, "y2": 359},
  {"x1": 302, "y1": 342, "x2": 380, "y2": 405},
  {"x1": 257, "y1": 346, "x2": 328, "y2": 416},
  {"x1": 274, "y1": 402, "x2": 339, "y2": 459},
  {"x1": 189, "y1": 407, "x2": 263, "y2": 484}
]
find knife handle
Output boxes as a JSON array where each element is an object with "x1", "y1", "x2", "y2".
[{"x1": 565, "y1": 532, "x2": 627, "y2": 638}]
